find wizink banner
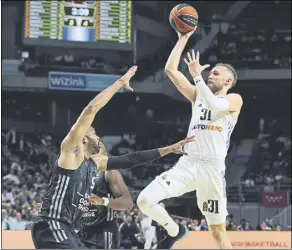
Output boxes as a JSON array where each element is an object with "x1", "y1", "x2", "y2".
[{"x1": 48, "y1": 72, "x2": 122, "y2": 92}]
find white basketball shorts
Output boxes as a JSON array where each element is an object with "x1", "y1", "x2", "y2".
[{"x1": 155, "y1": 156, "x2": 228, "y2": 226}]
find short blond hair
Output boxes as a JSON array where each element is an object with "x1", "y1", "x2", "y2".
[{"x1": 215, "y1": 63, "x2": 237, "y2": 87}]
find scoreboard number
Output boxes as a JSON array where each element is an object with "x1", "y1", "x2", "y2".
[
  {"x1": 64, "y1": 18, "x2": 77, "y2": 26},
  {"x1": 82, "y1": 20, "x2": 88, "y2": 27},
  {"x1": 81, "y1": 19, "x2": 94, "y2": 27},
  {"x1": 69, "y1": 19, "x2": 75, "y2": 26}
]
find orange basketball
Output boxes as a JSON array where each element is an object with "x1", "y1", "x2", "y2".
[{"x1": 169, "y1": 4, "x2": 199, "y2": 34}]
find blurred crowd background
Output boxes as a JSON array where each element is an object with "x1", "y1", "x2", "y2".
[{"x1": 1, "y1": 1, "x2": 291, "y2": 249}]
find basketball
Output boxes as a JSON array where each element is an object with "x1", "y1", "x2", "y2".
[{"x1": 169, "y1": 4, "x2": 199, "y2": 34}]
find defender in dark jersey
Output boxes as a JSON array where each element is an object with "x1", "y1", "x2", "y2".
[
  {"x1": 31, "y1": 66, "x2": 138, "y2": 249},
  {"x1": 78, "y1": 170, "x2": 132, "y2": 249},
  {"x1": 78, "y1": 143, "x2": 133, "y2": 249},
  {"x1": 31, "y1": 66, "x2": 195, "y2": 249}
]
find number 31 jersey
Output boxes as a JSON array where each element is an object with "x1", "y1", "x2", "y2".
[{"x1": 184, "y1": 93, "x2": 238, "y2": 162}]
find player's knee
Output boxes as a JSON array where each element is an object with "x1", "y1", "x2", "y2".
[
  {"x1": 137, "y1": 181, "x2": 161, "y2": 209},
  {"x1": 209, "y1": 224, "x2": 226, "y2": 241},
  {"x1": 138, "y1": 179, "x2": 168, "y2": 210},
  {"x1": 137, "y1": 190, "x2": 154, "y2": 209}
]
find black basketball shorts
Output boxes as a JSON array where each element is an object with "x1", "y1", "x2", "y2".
[
  {"x1": 78, "y1": 221, "x2": 119, "y2": 249},
  {"x1": 31, "y1": 218, "x2": 87, "y2": 249}
]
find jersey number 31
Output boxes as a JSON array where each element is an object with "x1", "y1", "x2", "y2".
[{"x1": 200, "y1": 108, "x2": 212, "y2": 121}]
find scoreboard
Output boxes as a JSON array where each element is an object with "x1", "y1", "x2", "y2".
[{"x1": 23, "y1": 0, "x2": 132, "y2": 51}]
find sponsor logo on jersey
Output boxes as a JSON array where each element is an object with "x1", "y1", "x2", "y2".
[
  {"x1": 192, "y1": 124, "x2": 223, "y2": 132},
  {"x1": 77, "y1": 193, "x2": 90, "y2": 212}
]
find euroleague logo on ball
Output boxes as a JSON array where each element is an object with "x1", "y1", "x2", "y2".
[
  {"x1": 181, "y1": 16, "x2": 198, "y2": 26},
  {"x1": 169, "y1": 3, "x2": 198, "y2": 34}
]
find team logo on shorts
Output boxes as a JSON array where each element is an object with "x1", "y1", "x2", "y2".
[
  {"x1": 161, "y1": 174, "x2": 167, "y2": 180},
  {"x1": 160, "y1": 174, "x2": 171, "y2": 186},
  {"x1": 203, "y1": 202, "x2": 208, "y2": 212}
]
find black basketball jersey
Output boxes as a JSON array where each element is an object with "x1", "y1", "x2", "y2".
[
  {"x1": 38, "y1": 158, "x2": 97, "y2": 226},
  {"x1": 81, "y1": 172, "x2": 115, "y2": 228}
]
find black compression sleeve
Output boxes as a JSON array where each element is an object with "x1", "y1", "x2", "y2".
[{"x1": 107, "y1": 149, "x2": 161, "y2": 170}]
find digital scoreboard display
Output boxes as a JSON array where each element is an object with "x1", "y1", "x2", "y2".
[{"x1": 23, "y1": 0, "x2": 132, "y2": 51}]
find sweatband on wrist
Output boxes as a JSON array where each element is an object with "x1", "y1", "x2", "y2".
[
  {"x1": 102, "y1": 197, "x2": 109, "y2": 206},
  {"x1": 193, "y1": 75, "x2": 230, "y2": 112},
  {"x1": 107, "y1": 149, "x2": 161, "y2": 170}
]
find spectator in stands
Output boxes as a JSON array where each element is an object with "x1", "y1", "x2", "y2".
[
  {"x1": 263, "y1": 183, "x2": 275, "y2": 192},
  {"x1": 10, "y1": 158, "x2": 22, "y2": 171},
  {"x1": 244, "y1": 176, "x2": 255, "y2": 188},
  {"x1": 3, "y1": 169, "x2": 20, "y2": 185},
  {"x1": 198, "y1": 218, "x2": 208, "y2": 231},
  {"x1": 6, "y1": 128, "x2": 18, "y2": 150},
  {"x1": 237, "y1": 219, "x2": 247, "y2": 231},
  {"x1": 181, "y1": 220, "x2": 188, "y2": 227},
  {"x1": 189, "y1": 219, "x2": 201, "y2": 231},
  {"x1": 119, "y1": 215, "x2": 141, "y2": 249},
  {"x1": 2, "y1": 209, "x2": 10, "y2": 230},
  {"x1": 139, "y1": 211, "x2": 156, "y2": 249},
  {"x1": 275, "y1": 172, "x2": 284, "y2": 188},
  {"x1": 243, "y1": 222, "x2": 253, "y2": 231},
  {"x1": 275, "y1": 224, "x2": 282, "y2": 231},
  {"x1": 7, "y1": 212, "x2": 27, "y2": 230},
  {"x1": 261, "y1": 221, "x2": 272, "y2": 231},
  {"x1": 2, "y1": 188, "x2": 15, "y2": 205}
]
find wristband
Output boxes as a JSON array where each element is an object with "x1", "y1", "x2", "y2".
[{"x1": 102, "y1": 197, "x2": 109, "y2": 206}]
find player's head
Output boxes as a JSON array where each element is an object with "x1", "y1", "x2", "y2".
[
  {"x1": 126, "y1": 215, "x2": 133, "y2": 223},
  {"x1": 207, "y1": 63, "x2": 237, "y2": 93},
  {"x1": 83, "y1": 126, "x2": 101, "y2": 156}
]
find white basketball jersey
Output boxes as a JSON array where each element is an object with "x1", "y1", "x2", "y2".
[{"x1": 184, "y1": 93, "x2": 237, "y2": 161}]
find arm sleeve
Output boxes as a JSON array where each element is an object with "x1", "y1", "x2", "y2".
[
  {"x1": 193, "y1": 75, "x2": 230, "y2": 111},
  {"x1": 107, "y1": 149, "x2": 161, "y2": 170}
]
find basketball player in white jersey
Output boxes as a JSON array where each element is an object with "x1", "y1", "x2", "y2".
[{"x1": 137, "y1": 30, "x2": 243, "y2": 249}]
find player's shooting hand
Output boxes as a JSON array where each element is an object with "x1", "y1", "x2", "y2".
[
  {"x1": 119, "y1": 65, "x2": 138, "y2": 92},
  {"x1": 183, "y1": 50, "x2": 210, "y2": 77},
  {"x1": 170, "y1": 136, "x2": 195, "y2": 155},
  {"x1": 177, "y1": 28, "x2": 197, "y2": 39},
  {"x1": 88, "y1": 194, "x2": 104, "y2": 206}
]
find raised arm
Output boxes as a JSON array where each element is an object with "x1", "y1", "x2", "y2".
[
  {"x1": 184, "y1": 51, "x2": 243, "y2": 112},
  {"x1": 165, "y1": 30, "x2": 197, "y2": 103},
  {"x1": 61, "y1": 66, "x2": 137, "y2": 150}
]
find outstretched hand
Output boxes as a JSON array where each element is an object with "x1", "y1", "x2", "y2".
[
  {"x1": 120, "y1": 65, "x2": 138, "y2": 92},
  {"x1": 183, "y1": 50, "x2": 210, "y2": 77},
  {"x1": 170, "y1": 136, "x2": 195, "y2": 155}
]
